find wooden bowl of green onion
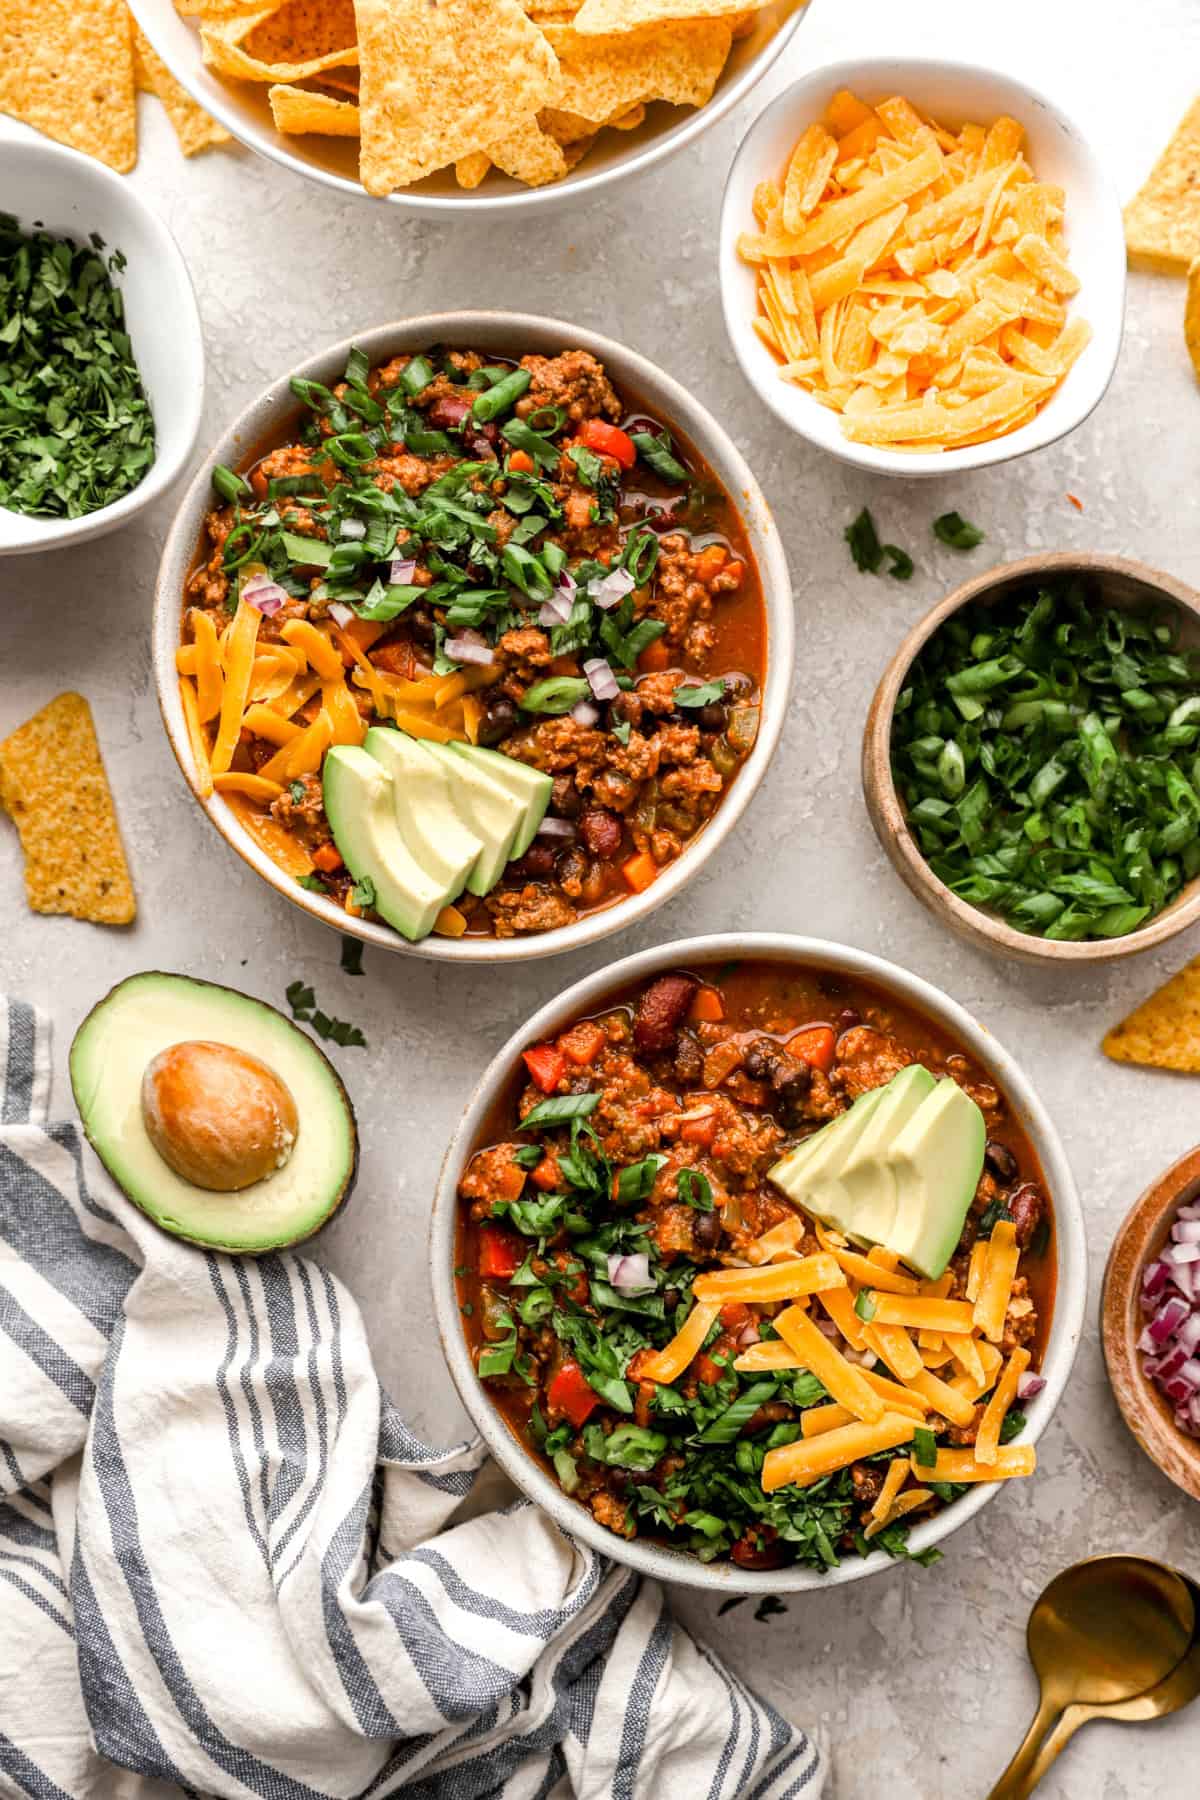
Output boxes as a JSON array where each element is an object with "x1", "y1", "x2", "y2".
[{"x1": 862, "y1": 553, "x2": 1200, "y2": 965}]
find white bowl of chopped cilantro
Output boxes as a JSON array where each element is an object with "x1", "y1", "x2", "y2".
[
  {"x1": 864, "y1": 554, "x2": 1200, "y2": 963},
  {"x1": 0, "y1": 136, "x2": 203, "y2": 555}
]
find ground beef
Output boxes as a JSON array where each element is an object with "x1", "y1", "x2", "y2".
[
  {"x1": 834, "y1": 1027, "x2": 916, "y2": 1101},
  {"x1": 497, "y1": 626, "x2": 553, "y2": 674},
  {"x1": 460, "y1": 1143, "x2": 526, "y2": 1207},
  {"x1": 590, "y1": 1490, "x2": 634, "y2": 1537},
  {"x1": 485, "y1": 885, "x2": 576, "y2": 936},
  {"x1": 268, "y1": 774, "x2": 331, "y2": 849},
  {"x1": 368, "y1": 451, "x2": 456, "y2": 496},
  {"x1": 515, "y1": 350, "x2": 620, "y2": 424}
]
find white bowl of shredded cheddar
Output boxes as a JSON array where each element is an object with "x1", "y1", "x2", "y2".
[{"x1": 719, "y1": 58, "x2": 1126, "y2": 477}]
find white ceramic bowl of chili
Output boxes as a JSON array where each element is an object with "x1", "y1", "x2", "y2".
[
  {"x1": 429, "y1": 931, "x2": 1087, "y2": 1595},
  {"x1": 152, "y1": 312, "x2": 794, "y2": 963}
]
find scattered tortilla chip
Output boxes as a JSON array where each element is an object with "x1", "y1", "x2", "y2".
[
  {"x1": 1125, "y1": 100, "x2": 1200, "y2": 268},
  {"x1": 133, "y1": 26, "x2": 230, "y2": 155},
  {"x1": 355, "y1": 0, "x2": 561, "y2": 196},
  {"x1": 455, "y1": 150, "x2": 492, "y2": 187},
  {"x1": 175, "y1": 0, "x2": 263, "y2": 15},
  {"x1": 572, "y1": 0, "x2": 765, "y2": 29},
  {"x1": 487, "y1": 115, "x2": 568, "y2": 186},
  {"x1": 0, "y1": 0, "x2": 137, "y2": 174},
  {"x1": 543, "y1": 19, "x2": 730, "y2": 120},
  {"x1": 0, "y1": 695, "x2": 135, "y2": 925},
  {"x1": 269, "y1": 81, "x2": 360, "y2": 133},
  {"x1": 202, "y1": 0, "x2": 358, "y2": 83},
  {"x1": 1103, "y1": 958, "x2": 1200, "y2": 1073},
  {"x1": 1188, "y1": 259, "x2": 1200, "y2": 380}
]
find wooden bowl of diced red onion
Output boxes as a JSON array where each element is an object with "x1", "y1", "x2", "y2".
[{"x1": 1103, "y1": 1146, "x2": 1200, "y2": 1503}]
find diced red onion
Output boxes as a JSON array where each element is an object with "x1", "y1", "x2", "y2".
[
  {"x1": 1137, "y1": 1204, "x2": 1200, "y2": 1441},
  {"x1": 815, "y1": 1317, "x2": 840, "y2": 1341},
  {"x1": 241, "y1": 572, "x2": 288, "y2": 616},
  {"x1": 1016, "y1": 1371, "x2": 1046, "y2": 1401},
  {"x1": 339, "y1": 518, "x2": 366, "y2": 540},
  {"x1": 328, "y1": 602, "x2": 354, "y2": 627},
  {"x1": 583, "y1": 657, "x2": 620, "y2": 702},
  {"x1": 607, "y1": 1252, "x2": 653, "y2": 1295},
  {"x1": 736, "y1": 1322, "x2": 760, "y2": 1349},
  {"x1": 389, "y1": 556, "x2": 417, "y2": 584},
  {"x1": 536, "y1": 817, "x2": 576, "y2": 840},
  {"x1": 538, "y1": 588, "x2": 575, "y2": 628},
  {"x1": 587, "y1": 567, "x2": 635, "y2": 610},
  {"x1": 444, "y1": 632, "x2": 493, "y2": 667},
  {"x1": 571, "y1": 699, "x2": 600, "y2": 726}
]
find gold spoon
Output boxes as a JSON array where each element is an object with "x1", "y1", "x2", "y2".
[{"x1": 986, "y1": 1555, "x2": 1198, "y2": 1799}]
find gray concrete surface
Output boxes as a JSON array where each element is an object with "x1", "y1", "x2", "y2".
[{"x1": 3, "y1": 1, "x2": 1199, "y2": 1792}]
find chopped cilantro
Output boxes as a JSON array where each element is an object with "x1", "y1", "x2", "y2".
[
  {"x1": 754, "y1": 1596, "x2": 788, "y2": 1623},
  {"x1": 845, "y1": 507, "x2": 914, "y2": 580},
  {"x1": 340, "y1": 937, "x2": 364, "y2": 977},
  {"x1": 284, "y1": 979, "x2": 366, "y2": 1048},
  {"x1": 933, "y1": 511, "x2": 985, "y2": 549}
]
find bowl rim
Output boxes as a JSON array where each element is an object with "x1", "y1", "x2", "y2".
[
  {"x1": 861, "y1": 552, "x2": 1200, "y2": 965},
  {"x1": 127, "y1": 0, "x2": 810, "y2": 218},
  {"x1": 1101, "y1": 1146, "x2": 1200, "y2": 1504},
  {"x1": 152, "y1": 310, "x2": 795, "y2": 963},
  {"x1": 428, "y1": 929, "x2": 1087, "y2": 1594},
  {"x1": 717, "y1": 54, "x2": 1127, "y2": 478},
  {"x1": 0, "y1": 131, "x2": 205, "y2": 554}
]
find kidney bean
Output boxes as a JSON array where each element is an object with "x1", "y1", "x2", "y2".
[
  {"x1": 426, "y1": 393, "x2": 471, "y2": 430},
  {"x1": 464, "y1": 422, "x2": 497, "y2": 459},
  {"x1": 632, "y1": 972, "x2": 698, "y2": 1053},
  {"x1": 730, "y1": 1526, "x2": 789, "y2": 1571},
  {"x1": 985, "y1": 1139, "x2": 1018, "y2": 1181},
  {"x1": 1008, "y1": 1182, "x2": 1045, "y2": 1248},
  {"x1": 608, "y1": 691, "x2": 644, "y2": 732},
  {"x1": 508, "y1": 844, "x2": 557, "y2": 881},
  {"x1": 673, "y1": 1032, "x2": 704, "y2": 1085},
  {"x1": 579, "y1": 807, "x2": 622, "y2": 859}
]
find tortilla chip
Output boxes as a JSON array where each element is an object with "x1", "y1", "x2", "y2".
[
  {"x1": 1187, "y1": 259, "x2": 1200, "y2": 380},
  {"x1": 0, "y1": 0, "x2": 137, "y2": 173},
  {"x1": 202, "y1": 0, "x2": 358, "y2": 83},
  {"x1": 133, "y1": 26, "x2": 230, "y2": 155},
  {"x1": 542, "y1": 19, "x2": 731, "y2": 118},
  {"x1": 1103, "y1": 958, "x2": 1200, "y2": 1073},
  {"x1": 355, "y1": 0, "x2": 561, "y2": 196},
  {"x1": 455, "y1": 149, "x2": 492, "y2": 187},
  {"x1": 487, "y1": 115, "x2": 568, "y2": 185},
  {"x1": 175, "y1": 0, "x2": 263, "y2": 14},
  {"x1": 572, "y1": 0, "x2": 764, "y2": 30},
  {"x1": 269, "y1": 81, "x2": 360, "y2": 133},
  {"x1": 1125, "y1": 99, "x2": 1200, "y2": 268},
  {"x1": 0, "y1": 695, "x2": 135, "y2": 925}
]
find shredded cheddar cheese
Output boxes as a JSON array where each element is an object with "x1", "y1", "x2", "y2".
[{"x1": 640, "y1": 1300, "x2": 721, "y2": 1386}]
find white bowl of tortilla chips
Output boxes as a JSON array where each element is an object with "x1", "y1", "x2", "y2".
[
  {"x1": 719, "y1": 58, "x2": 1126, "y2": 476},
  {"x1": 127, "y1": 0, "x2": 809, "y2": 209}
]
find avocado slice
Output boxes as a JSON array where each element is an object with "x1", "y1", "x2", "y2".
[
  {"x1": 767, "y1": 1067, "x2": 984, "y2": 1280},
  {"x1": 69, "y1": 972, "x2": 357, "y2": 1253},
  {"x1": 836, "y1": 1064, "x2": 937, "y2": 1247},
  {"x1": 422, "y1": 741, "x2": 525, "y2": 895},
  {"x1": 362, "y1": 727, "x2": 482, "y2": 901},
  {"x1": 885, "y1": 1079, "x2": 985, "y2": 1279},
  {"x1": 323, "y1": 745, "x2": 451, "y2": 939},
  {"x1": 448, "y1": 743, "x2": 552, "y2": 858}
]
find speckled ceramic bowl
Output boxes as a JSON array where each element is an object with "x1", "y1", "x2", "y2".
[
  {"x1": 153, "y1": 313, "x2": 793, "y2": 963},
  {"x1": 430, "y1": 932, "x2": 1087, "y2": 1594}
]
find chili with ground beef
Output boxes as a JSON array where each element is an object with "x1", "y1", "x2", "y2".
[
  {"x1": 455, "y1": 959, "x2": 1056, "y2": 1571},
  {"x1": 181, "y1": 345, "x2": 766, "y2": 939}
]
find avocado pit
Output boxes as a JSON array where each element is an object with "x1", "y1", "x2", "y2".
[{"x1": 141, "y1": 1040, "x2": 298, "y2": 1193}]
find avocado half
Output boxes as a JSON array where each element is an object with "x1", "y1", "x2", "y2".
[{"x1": 69, "y1": 972, "x2": 358, "y2": 1254}]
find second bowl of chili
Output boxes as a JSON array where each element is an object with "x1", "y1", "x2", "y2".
[
  {"x1": 154, "y1": 313, "x2": 792, "y2": 962},
  {"x1": 431, "y1": 932, "x2": 1086, "y2": 1594}
]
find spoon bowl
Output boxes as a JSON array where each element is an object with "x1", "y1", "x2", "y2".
[{"x1": 988, "y1": 1556, "x2": 1198, "y2": 1798}]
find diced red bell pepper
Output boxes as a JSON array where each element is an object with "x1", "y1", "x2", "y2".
[
  {"x1": 680, "y1": 1111, "x2": 718, "y2": 1148},
  {"x1": 522, "y1": 1044, "x2": 566, "y2": 1094},
  {"x1": 790, "y1": 1025, "x2": 836, "y2": 1073},
  {"x1": 530, "y1": 1153, "x2": 560, "y2": 1192},
  {"x1": 719, "y1": 1302, "x2": 753, "y2": 1332},
  {"x1": 478, "y1": 1224, "x2": 523, "y2": 1281},
  {"x1": 577, "y1": 418, "x2": 636, "y2": 470},
  {"x1": 547, "y1": 1360, "x2": 599, "y2": 1428},
  {"x1": 693, "y1": 1353, "x2": 723, "y2": 1388}
]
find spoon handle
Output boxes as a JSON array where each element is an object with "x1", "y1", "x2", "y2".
[
  {"x1": 985, "y1": 1693, "x2": 1065, "y2": 1800},
  {"x1": 1017, "y1": 1705, "x2": 1094, "y2": 1792}
]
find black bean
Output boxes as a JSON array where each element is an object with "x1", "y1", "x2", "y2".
[
  {"x1": 836, "y1": 1009, "x2": 861, "y2": 1033},
  {"x1": 693, "y1": 1209, "x2": 723, "y2": 1249},
  {"x1": 698, "y1": 702, "x2": 726, "y2": 732},
  {"x1": 608, "y1": 691, "x2": 644, "y2": 732},
  {"x1": 476, "y1": 694, "x2": 517, "y2": 746},
  {"x1": 985, "y1": 1140, "x2": 1018, "y2": 1181},
  {"x1": 674, "y1": 1032, "x2": 704, "y2": 1084},
  {"x1": 550, "y1": 776, "x2": 582, "y2": 819},
  {"x1": 408, "y1": 606, "x2": 437, "y2": 647}
]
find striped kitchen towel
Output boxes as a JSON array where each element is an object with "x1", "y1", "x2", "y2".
[{"x1": 0, "y1": 997, "x2": 823, "y2": 1800}]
